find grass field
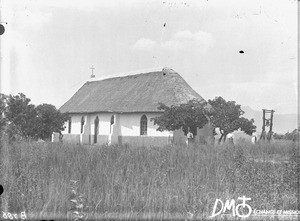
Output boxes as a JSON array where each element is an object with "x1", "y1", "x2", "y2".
[{"x1": 0, "y1": 136, "x2": 299, "y2": 220}]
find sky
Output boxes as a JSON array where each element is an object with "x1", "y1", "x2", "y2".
[{"x1": 0, "y1": 0, "x2": 298, "y2": 115}]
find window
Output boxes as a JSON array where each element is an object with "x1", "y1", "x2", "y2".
[
  {"x1": 80, "y1": 116, "x2": 85, "y2": 134},
  {"x1": 68, "y1": 117, "x2": 72, "y2": 134},
  {"x1": 110, "y1": 115, "x2": 115, "y2": 133},
  {"x1": 111, "y1": 115, "x2": 115, "y2": 125},
  {"x1": 140, "y1": 115, "x2": 147, "y2": 135}
]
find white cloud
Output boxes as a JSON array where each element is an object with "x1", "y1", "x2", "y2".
[
  {"x1": 133, "y1": 30, "x2": 214, "y2": 53},
  {"x1": 162, "y1": 30, "x2": 214, "y2": 53},
  {"x1": 133, "y1": 38, "x2": 158, "y2": 51}
]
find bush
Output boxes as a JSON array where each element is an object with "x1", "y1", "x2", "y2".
[{"x1": 274, "y1": 129, "x2": 300, "y2": 141}]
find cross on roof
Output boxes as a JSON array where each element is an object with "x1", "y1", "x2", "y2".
[{"x1": 90, "y1": 65, "x2": 95, "y2": 78}]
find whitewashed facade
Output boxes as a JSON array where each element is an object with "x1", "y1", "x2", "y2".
[
  {"x1": 57, "y1": 68, "x2": 214, "y2": 146},
  {"x1": 61, "y1": 112, "x2": 174, "y2": 146}
]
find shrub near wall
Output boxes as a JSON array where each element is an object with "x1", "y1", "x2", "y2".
[{"x1": 0, "y1": 137, "x2": 298, "y2": 220}]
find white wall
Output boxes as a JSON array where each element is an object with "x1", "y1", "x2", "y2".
[
  {"x1": 119, "y1": 113, "x2": 173, "y2": 137},
  {"x1": 89, "y1": 113, "x2": 113, "y2": 135},
  {"x1": 62, "y1": 112, "x2": 173, "y2": 137},
  {"x1": 62, "y1": 115, "x2": 83, "y2": 134}
]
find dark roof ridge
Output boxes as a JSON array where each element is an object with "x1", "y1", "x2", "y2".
[{"x1": 86, "y1": 67, "x2": 178, "y2": 83}]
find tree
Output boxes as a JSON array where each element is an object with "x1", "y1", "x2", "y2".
[
  {"x1": 208, "y1": 96, "x2": 256, "y2": 143},
  {"x1": 4, "y1": 93, "x2": 68, "y2": 141},
  {"x1": 5, "y1": 93, "x2": 39, "y2": 139},
  {"x1": 153, "y1": 99, "x2": 210, "y2": 136},
  {"x1": 35, "y1": 104, "x2": 68, "y2": 140}
]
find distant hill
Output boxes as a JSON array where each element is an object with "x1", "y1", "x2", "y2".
[{"x1": 241, "y1": 106, "x2": 298, "y2": 134}]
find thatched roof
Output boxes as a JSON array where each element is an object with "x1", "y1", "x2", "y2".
[{"x1": 59, "y1": 68, "x2": 205, "y2": 113}]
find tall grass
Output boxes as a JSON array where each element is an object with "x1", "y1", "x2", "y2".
[{"x1": 0, "y1": 136, "x2": 298, "y2": 220}]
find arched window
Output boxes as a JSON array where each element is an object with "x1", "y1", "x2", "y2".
[
  {"x1": 94, "y1": 116, "x2": 99, "y2": 144},
  {"x1": 110, "y1": 115, "x2": 115, "y2": 133},
  {"x1": 68, "y1": 117, "x2": 72, "y2": 134},
  {"x1": 80, "y1": 116, "x2": 85, "y2": 134},
  {"x1": 140, "y1": 115, "x2": 147, "y2": 135},
  {"x1": 111, "y1": 115, "x2": 115, "y2": 125}
]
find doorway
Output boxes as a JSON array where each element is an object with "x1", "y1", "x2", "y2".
[{"x1": 94, "y1": 116, "x2": 99, "y2": 144}]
